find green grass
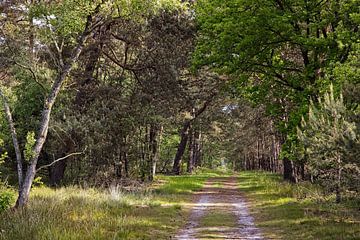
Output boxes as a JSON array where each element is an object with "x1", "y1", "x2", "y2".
[
  {"x1": 154, "y1": 168, "x2": 232, "y2": 204},
  {"x1": 6, "y1": 169, "x2": 357, "y2": 239},
  {"x1": 197, "y1": 211, "x2": 238, "y2": 239},
  {"x1": 0, "y1": 186, "x2": 183, "y2": 240},
  {"x1": 0, "y1": 168, "x2": 229, "y2": 240},
  {"x1": 199, "y1": 211, "x2": 237, "y2": 228},
  {"x1": 239, "y1": 171, "x2": 360, "y2": 240}
]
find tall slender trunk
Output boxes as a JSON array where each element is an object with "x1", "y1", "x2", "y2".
[
  {"x1": 193, "y1": 128, "x2": 201, "y2": 168},
  {"x1": 15, "y1": 17, "x2": 94, "y2": 208},
  {"x1": 256, "y1": 139, "x2": 260, "y2": 170},
  {"x1": 140, "y1": 126, "x2": 147, "y2": 181},
  {"x1": 187, "y1": 128, "x2": 194, "y2": 173},
  {"x1": 148, "y1": 124, "x2": 162, "y2": 181},
  {"x1": 244, "y1": 152, "x2": 247, "y2": 170},
  {"x1": 195, "y1": 130, "x2": 202, "y2": 167},
  {"x1": 123, "y1": 136, "x2": 129, "y2": 178},
  {"x1": 336, "y1": 154, "x2": 342, "y2": 203},
  {"x1": 153, "y1": 125, "x2": 162, "y2": 178},
  {"x1": 0, "y1": 90, "x2": 23, "y2": 189},
  {"x1": 115, "y1": 146, "x2": 123, "y2": 179}
]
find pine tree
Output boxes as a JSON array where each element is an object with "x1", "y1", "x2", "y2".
[{"x1": 298, "y1": 85, "x2": 360, "y2": 202}]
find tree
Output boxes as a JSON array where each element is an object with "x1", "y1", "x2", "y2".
[
  {"x1": 298, "y1": 85, "x2": 360, "y2": 202},
  {"x1": 193, "y1": 0, "x2": 360, "y2": 181},
  {"x1": 0, "y1": 0, "x2": 185, "y2": 208}
]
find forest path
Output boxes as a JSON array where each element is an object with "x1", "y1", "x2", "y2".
[{"x1": 175, "y1": 177, "x2": 264, "y2": 240}]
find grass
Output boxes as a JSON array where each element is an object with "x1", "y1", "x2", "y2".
[
  {"x1": 239, "y1": 171, "x2": 360, "y2": 240},
  {"x1": 0, "y1": 186, "x2": 183, "y2": 240},
  {"x1": 4, "y1": 169, "x2": 357, "y2": 239},
  {"x1": 199, "y1": 211, "x2": 237, "y2": 228},
  {"x1": 197, "y1": 211, "x2": 238, "y2": 239},
  {"x1": 0, "y1": 168, "x2": 228, "y2": 240}
]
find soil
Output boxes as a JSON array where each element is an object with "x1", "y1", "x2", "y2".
[{"x1": 174, "y1": 177, "x2": 264, "y2": 240}]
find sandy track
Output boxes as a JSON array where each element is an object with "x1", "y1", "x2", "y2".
[{"x1": 174, "y1": 177, "x2": 264, "y2": 240}]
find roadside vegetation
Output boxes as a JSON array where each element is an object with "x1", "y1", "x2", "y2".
[
  {"x1": 239, "y1": 171, "x2": 360, "y2": 240},
  {"x1": 0, "y1": 1, "x2": 359, "y2": 238},
  {"x1": 0, "y1": 169, "x2": 227, "y2": 240}
]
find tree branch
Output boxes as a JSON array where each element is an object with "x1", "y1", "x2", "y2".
[{"x1": 36, "y1": 149, "x2": 85, "y2": 172}]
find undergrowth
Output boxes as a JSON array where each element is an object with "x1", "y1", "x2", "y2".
[
  {"x1": 239, "y1": 171, "x2": 360, "y2": 240},
  {"x1": 0, "y1": 181, "x2": 15, "y2": 213},
  {"x1": 0, "y1": 168, "x2": 228, "y2": 240}
]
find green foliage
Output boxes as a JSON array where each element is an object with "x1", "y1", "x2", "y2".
[
  {"x1": 193, "y1": 0, "x2": 360, "y2": 169},
  {"x1": 0, "y1": 182, "x2": 15, "y2": 213},
  {"x1": 29, "y1": 0, "x2": 186, "y2": 41},
  {"x1": 0, "y1": 173, "x2": 211, "y2": 239},
  {"x1": 0, "y1": 139, "x2": 7, "y2": 177},
  {"x1": 24, "y1": 131, "x2": 36, "y2": 162},
  {"x1": 298, "y1": 85, "x2": 360, "y2": 194},
  {"x1": 0, "y1": 190, "x2": 13, "y2": 213},
  {"x1": 32, "y1": 177, "x2": 44, "y2": 188},
  {"x1": 30, "y1": 0, "x2": 98, "y2": 38},
  {"x1": 0, "y1": 139, "x2": 6, "y2": 163},
  {"x1": 239, "y1": 171, "x2": 360, "y2": 239}
]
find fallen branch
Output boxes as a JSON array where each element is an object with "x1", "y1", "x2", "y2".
[{"x1": 36, "y1": 150, "x2": 85, "y2": 172}]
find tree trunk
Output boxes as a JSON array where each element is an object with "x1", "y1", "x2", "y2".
[
  {"x1": 140, "y1": 126, "x2": 147, "y2": 181},
  {"x1": 193, "y1": 128, "x2": 201, "y2": 168},
  {"x1": 49, "y1": 158, "x2": 67, "y2": 186},
  {"x1": 115, "y1": 147, "x2": 122, "y2": 179},
  {"x1": 0, "y1": 89, "x2": 23, "y2": 189},
  {"x1": 279, "y1": 133, "x2": 296, "y2": 182},
  {"x1": 187, "y1": 128, "x2": 194, "y2": 173},
  {"x1": 153, "y1": 125, "x2": 162, "y2": 178},
  {"x1": 283, "y1": 158, "x2": 296, "y2": 183},
  {"x1": 195, "y1": 130, "x2": 203, "y2": 167},
  {"x1": 148, "y1": 124, "x2": 162, "y2": 181},
  {"x1": 257, "y1": 139, "x2": 260, "y2": 170},
  {"x1": 172, "y1": 121, "x2": 191, "y2": 175},
  {"x1": 15, "y1": 17, "x2": 93, "y2": 208},
  {"x1": 123, "y1": 136, "x2": 129, "y2": 178},
  {"x1": 336, "y1": 154, "x2": 342, "y2": 203}
]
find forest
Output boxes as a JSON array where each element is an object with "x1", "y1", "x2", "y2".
[{"x1": 0, "y1": 0, "x2": 359, "y2": 239}]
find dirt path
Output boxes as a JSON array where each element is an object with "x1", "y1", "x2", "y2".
[{"x1": 175, "y1": 177, "x2": 263, "y2": 240}]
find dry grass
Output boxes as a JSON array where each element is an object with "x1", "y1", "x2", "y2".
[
  {"x1": 239, "y1": 171, "x2": 360, "y2": 240},
  {"x1": 0, "y1": 169, "x2": 228, "y2": 240}
]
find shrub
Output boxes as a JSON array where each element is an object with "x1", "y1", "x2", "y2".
[
  {"x1": 298, "y1": 85, "x2": 360, "y2": 202},
  {"x1": 0, "y1": 187, "x2": 14, "y2": 212}
]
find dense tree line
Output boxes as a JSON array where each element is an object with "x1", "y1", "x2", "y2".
[
  {"x1": 0, "y1": 0, "x2": 359, "y2": 209},
  {"x1": 194, "y1": 0, "x2": 360, "y2": 199}
]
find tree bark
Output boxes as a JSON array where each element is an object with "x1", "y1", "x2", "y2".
[
  {"x1": 283, "y1": 158, "x2": 296, "y2": 183},
  {"x1": 152, "y1": 125, "x2": 162, "y2": 179},
  {"x1": 187, "y1": 128, "x2": 194, "y2": 173},
  {"x1": 0, "y1": 89, "x2": 23, "y2": 189},
  {"x1": 148, "y1": 124, "x2": 162, "y2": 181},
  {"x1": 336, "y1": 154, "x2": 342, "y2": 203},
  {"x1": 193, "y1": 129, "x2": 201, "y2": 168},
  {"x1": 49, "y1": 157, "x2": 67, "y2": 186},
  {"x1": 172, "y1": 93, "x2": 217, "y2": 175},
  {"x1": 15, "y1": 16, "x2": 94, "y2": 208},
  {"x1": 172, "y1": 121, "x2": 191, "y2": 175},
  {"x1": 123, "y1": 136, "x2": 129, "y2": 178}
]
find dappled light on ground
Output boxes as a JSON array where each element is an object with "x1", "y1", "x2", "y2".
[
  {"x1": 175, "y1": 177, "x2": 263, "y2": 240},
  {"x1": 239, "y1": 171, "x2": 360, "y2": 240}
]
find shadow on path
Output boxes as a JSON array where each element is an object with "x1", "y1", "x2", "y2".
[{"x1": 175, "y1": 177, "x2": 264, "y2": 240}]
